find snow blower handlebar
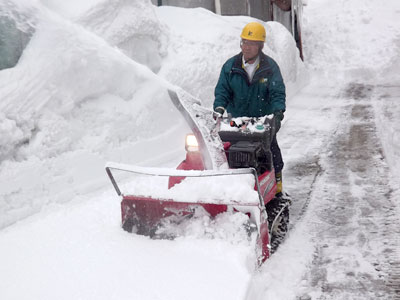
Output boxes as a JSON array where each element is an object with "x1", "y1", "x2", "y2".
[{"x1": 105, "y1": 165, "x2": 122, "y2": 196}]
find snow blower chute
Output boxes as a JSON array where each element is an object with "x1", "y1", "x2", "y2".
[{"x1": 105, "y1": 89, "x2": 290, "y2": 264}]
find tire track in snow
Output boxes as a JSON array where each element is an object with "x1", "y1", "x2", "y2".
[{"x1": 288, "y1": 156, "x2": 323, "y2": 228}]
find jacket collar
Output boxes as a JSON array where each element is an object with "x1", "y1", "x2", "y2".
[{"x1": 232, "y1": 52, "x2": 271, "y2": 82}]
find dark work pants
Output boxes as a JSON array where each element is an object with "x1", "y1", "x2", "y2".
[{"x1": 270, "y1": 135, "x2": 284, "y2": 174}]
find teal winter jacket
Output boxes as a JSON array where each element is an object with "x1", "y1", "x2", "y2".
[{"x1": 213, "y1": 52, "x2": 286, "y2": 118}]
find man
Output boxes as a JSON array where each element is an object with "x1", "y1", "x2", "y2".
[{"x1": 213, "y1": 22, "x2": 286, "y2": 196}]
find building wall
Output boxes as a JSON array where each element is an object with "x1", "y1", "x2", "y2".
[
  {"x1": 218, "y1": 0, "x2": 248, "y2": 16},
  {"x1": 248, "y1": 0, "x2": 272, "y2": 21},
  {"x1": 151, "y1": 0, "x2": 273, "y2": 22},
  {"x1": 0, "y1": 16, "x2": 32, "y2": 70},
  {"x1": 151, "y1": 0, "x2": 215, "y2": 11}
]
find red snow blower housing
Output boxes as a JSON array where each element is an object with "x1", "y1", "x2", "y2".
[{"x1": 106, "y1": 90, "x2": 290, "y2": 265}]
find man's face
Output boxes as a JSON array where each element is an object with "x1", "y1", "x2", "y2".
[{"x1": 240, "y1": 39, "x2": 262, "y2": 62}]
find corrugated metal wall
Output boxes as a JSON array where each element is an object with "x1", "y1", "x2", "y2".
[
  {"x1": 151, "y1": 0, "x2": 273, "y2": 21},
  {"x1": 155, "y1": 0, "x2": 215, "y2": 11}
]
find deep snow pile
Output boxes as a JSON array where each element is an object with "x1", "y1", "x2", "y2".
[
  {"x1": 0, "y1": 0, "x2": 186, "y2": 229},
  {"x1": 0, "y1": 1, "x2": 305, "y2": 229},
  {"x1": 78, "y1": 0, "x2": 169, "y2": 72}
]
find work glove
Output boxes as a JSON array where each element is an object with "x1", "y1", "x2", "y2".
[
  {"x1": 213, "y1": 106, "x2": 225, "y2": 120},
  {"x1": 274, "y1": 111, "x2": 284, "y2": 133}
]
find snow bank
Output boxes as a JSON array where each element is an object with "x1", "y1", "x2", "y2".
[
  {"x1": 264, "y1": 21, "x2": 308, "y2": 99},
  {"x1": 0, "y1": 13, "x2": 173, "y2": 161},
  {"x1": 38, "y1": 0, "x2": 103, "y2": 19},
  {"x1": 78, "y1": 0, "x2": 168, "y2": 72},
  {"x1": 302, "y1": 0, "x2": 398, "y2": 81},
  {"x1": 0, "y1": 1, "x2": 187, "y2": 229}
]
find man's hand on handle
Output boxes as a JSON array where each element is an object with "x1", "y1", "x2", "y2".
[
  {"x1": 274, "y1": 111, "x2": 284, "y2": 133},
  {"x1": 213, "y1": 106, "x2": 225, "y2": 120}
]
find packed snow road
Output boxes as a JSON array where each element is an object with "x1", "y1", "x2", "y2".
[
  {"x1": 265, "y1": 0, "x2": 400, "y2": 297},
  {"x1": 244, "y1": 80, "x2": 400, "y2": 300},
  {"x1": 292, "y1": 83, "x2": 400, "y2": 299},
  {"x1": 307, "y1": 83, "x2": 400, "y2": 299}
]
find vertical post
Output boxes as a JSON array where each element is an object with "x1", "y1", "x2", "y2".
[
  {"x1": 215, "y1": 0, "x2": 221, "y2": 15},
  {"x1": 157, "y1": 0, "x2": 162, "y2": 6},
  {"x1": 270, "y1": 0, "x2": 274, "y2": 20}
]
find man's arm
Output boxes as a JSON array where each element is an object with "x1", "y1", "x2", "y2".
[
  {"x1": 269, "y1": 61, "x2": 286, "y2": 114},
  {"x1": 213, "y1": 64, "x2": 232, "y2": 113}
]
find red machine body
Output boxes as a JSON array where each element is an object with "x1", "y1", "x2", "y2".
[
  {"x1": 115, "y1": 140, "x2": 277, "y2": 264},
  {"x1": 106, "y1": 113, "x2": 289, "y2": 265}
]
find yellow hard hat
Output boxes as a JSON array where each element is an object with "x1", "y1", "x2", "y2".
[{"x1": 240, "y1": 22, "x2": 266, "y2": 42}]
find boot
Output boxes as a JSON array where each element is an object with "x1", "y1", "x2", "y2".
[{"x1": 275, "y1": 171, "x2": 282, "y2": 196}]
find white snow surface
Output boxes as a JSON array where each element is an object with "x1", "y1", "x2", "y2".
[
  {"x1": 1, "y1": 0, "x2": 400, "y2": 299},
  {"x1": 107, "y1": 162, "x2": 260, "y2": 205}
]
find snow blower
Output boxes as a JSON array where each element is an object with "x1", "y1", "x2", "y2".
[{"x1": 106, "y1": 89, "x2": 290, "y2": 264}]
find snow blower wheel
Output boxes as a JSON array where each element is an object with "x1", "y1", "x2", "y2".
[{"x1": 266, "y1": 196, "x2": 290, "y2": 253}]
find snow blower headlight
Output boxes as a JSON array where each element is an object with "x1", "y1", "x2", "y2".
[{"x1": 185, "y1": 134, "x2": 199, "y2": 152}]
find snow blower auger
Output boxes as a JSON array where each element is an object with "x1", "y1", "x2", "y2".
[{"x1": 105, "y1": 89, "x2": 291, "y2": 264}]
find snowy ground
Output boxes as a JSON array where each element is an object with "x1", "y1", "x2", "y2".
[{"x1": 1, "y1": 0, "x2": 400, "y2": 299}]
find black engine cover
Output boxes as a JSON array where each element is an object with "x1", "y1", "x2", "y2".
[{"x1": 218, "y1": 129, "x2": 273, "y2": 174}]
